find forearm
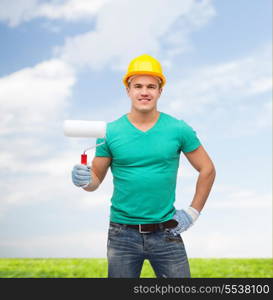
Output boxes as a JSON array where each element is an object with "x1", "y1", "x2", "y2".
[
  {"x1": 83, "y1": 170, "x2": 101, "y2": 192},
  {"x1": 190, "y1": 167, "x2": 216, "y2": 212}
]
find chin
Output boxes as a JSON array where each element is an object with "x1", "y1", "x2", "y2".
[
  {"x1": 134, "y1": 104, "x2": 154, "y2": 110},
  {"x1": 137, "y1": 107, "x2": 153, "y2": 113}
]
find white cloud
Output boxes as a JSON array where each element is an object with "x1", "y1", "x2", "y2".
[
  {"x1": 181, "y1": 184, "x2": 272, "y2": 258},
  {"x1": 255, "y1": 100, "x2": 272, "y2": 130},
  {"x1": 0, "y1": 0, "x2": 38, "y2": 27},
  {"x1": 77, "y1": 187, "x2": 112, "y2": 209},
  {"x1": 221, "y1": 99, "x2": 272, "y2": 137},
  {"x1": 0, "y1": 55, "x2": 113, "y2": 226},
  {"x1": 208, "y1": 188, "x2": 271, "y2": 209},
  {"x1": 0, "y1": 0, "x2": 109, "y2": 27},
  {"x1": 0, "y1": 142, "x2": 113, "y2": 218},
  {"x1": 0, "y1": 60, "x2": 75, "y2": 216},
  {"x1": 0, "y1": 0, "x2": 215, "y2": 34},
  {"x1": 163, "y1": 44, "x2": 272, "y2": 116},
  {"x1": 249, "y1": 77, "x2": 272, "y2": 94},
  {"x1": 37, "y1": 0, "x2": 110, "y2": 21},
  {"x1": 0, "y1": 59, "x2": 75, "y2": 135},
  {"x1": 0, "y1": 58, "x2": 78, "y2": 218},
  {"x1": 56, "y1": 0, "x2": 216, "y2": 70},
  {"x1": 159, "y1": 43, "x2": 272, "y2": 139}
]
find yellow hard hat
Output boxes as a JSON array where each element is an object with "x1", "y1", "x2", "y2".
[{"x1": 123, "y1": 54, "x2": 166, "y2": 87}]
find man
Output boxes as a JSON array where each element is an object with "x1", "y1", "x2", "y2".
[{"x1": 72, "y1": 54, "x2": 216, "y2": 278}]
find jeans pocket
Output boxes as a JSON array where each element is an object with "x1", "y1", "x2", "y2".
[
  {"x1": 108, "y1": 224, "x2": 122, "y2": 237},
  {"x1": 164, "y1": 229, "x2": 183, "y2": 243}
]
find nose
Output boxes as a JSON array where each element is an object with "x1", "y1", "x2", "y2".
[{"x1": 140, "y1": 87, "x2": 149, "y2": 97}]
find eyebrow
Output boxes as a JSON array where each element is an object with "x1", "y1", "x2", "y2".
[{"x1": 133, "y1": 83, "x2": 157, "y2": 87}]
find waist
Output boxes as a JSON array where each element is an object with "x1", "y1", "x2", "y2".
[{"x1": 110, "y1": 219, "x2": 178, "y2": 233}]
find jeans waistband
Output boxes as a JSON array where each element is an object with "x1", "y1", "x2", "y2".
[{"x1": 110, "y1": 219, "x2": 178, "y2": 233}]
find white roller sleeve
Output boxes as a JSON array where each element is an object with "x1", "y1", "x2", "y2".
[{"x1": 63, "y1": 120, "x2": 106, "y2": 138}]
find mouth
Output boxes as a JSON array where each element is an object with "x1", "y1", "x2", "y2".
[{"x1": 138, "y1": 99, "x2": 151, "y2": 103}]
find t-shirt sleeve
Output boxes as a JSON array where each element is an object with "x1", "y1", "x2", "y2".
[
  {"x1": 179, "y1": 120, "x2": 201, "y2": 153},
  {"x1": 95, "y1": 137, "x2": 112, "y2": 157}
]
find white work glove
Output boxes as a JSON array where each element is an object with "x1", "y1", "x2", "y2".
[
  {"x1": 71, "y1": 164, "x2": 92, "y2": 188},
  {"x1": 170, "y1": 207, "x2": 200, "y2": 236}
]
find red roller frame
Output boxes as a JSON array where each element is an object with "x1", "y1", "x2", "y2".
[{"x1": 81, "y1": 153, "x2": 87, "y2": 165}]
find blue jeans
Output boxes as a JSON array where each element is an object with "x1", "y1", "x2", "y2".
[{"x1": 107, "y1": 221, "x2": 191, "y2": 278}]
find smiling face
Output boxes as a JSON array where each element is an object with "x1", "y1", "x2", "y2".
[{"x1": 126, "y1": 75, "x2": 162, "y2": 113}]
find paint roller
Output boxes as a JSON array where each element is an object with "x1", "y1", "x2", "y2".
[{"x1": 63, "y1": 120, "x2": 106, "y2": 165}]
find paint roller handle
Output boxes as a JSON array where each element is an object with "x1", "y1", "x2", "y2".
[
  {"x1": 81, "y1": 140, "x2": 106, "y2": 165},
  {"x1": 81, "y1": 154, "x2": 87, "y2": 165}
]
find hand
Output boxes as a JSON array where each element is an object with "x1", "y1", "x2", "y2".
[
  {"x1": 71, "y1": 164, "x2": 92, "y2": 188},
  {"x1": 170, "y1": 207, "x2": 200, "y2": 235}
]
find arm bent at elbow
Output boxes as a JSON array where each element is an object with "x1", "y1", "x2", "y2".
[
  {"x1": 170, "y1": 146, "x2": 216, "y2": 235},
  {"x1": 184, "y1": 145, "x2": 216, "y2": 212}
]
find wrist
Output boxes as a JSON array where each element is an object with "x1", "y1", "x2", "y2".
[
  {"x1": 82, "y1": 171, "x2": 101, "y2": 191},
  {"x1": 185, "y1": 206, "x2": 200, "y2": 223}
]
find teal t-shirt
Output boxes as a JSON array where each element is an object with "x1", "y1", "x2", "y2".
[{"x1": 95, "y1": 112, "x2": 201, "y2": 224}]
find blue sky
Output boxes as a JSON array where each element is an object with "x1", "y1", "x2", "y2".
[{"x1": 0, "y1": 0, "x2": 272, "y2": 258}]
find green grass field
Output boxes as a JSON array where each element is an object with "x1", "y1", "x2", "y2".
[{"x1": 0, "y1": 258, "x2": 272, "y2": 278}]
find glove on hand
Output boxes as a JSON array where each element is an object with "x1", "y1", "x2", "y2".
[
  {"x1": 170, "y1": 207, "x2": 200, "y2": 236},
  {"x1": 72, "y1": 164, "x2": 92, "y2": 188}
]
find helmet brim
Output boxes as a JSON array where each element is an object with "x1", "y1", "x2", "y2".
[{"x1": 123, "y1": 71, "x2": 166, "y2": 87}]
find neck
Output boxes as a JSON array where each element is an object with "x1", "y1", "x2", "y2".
[{"x1": 127, "y1": 108, "x2": 160, "y2": 124}]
